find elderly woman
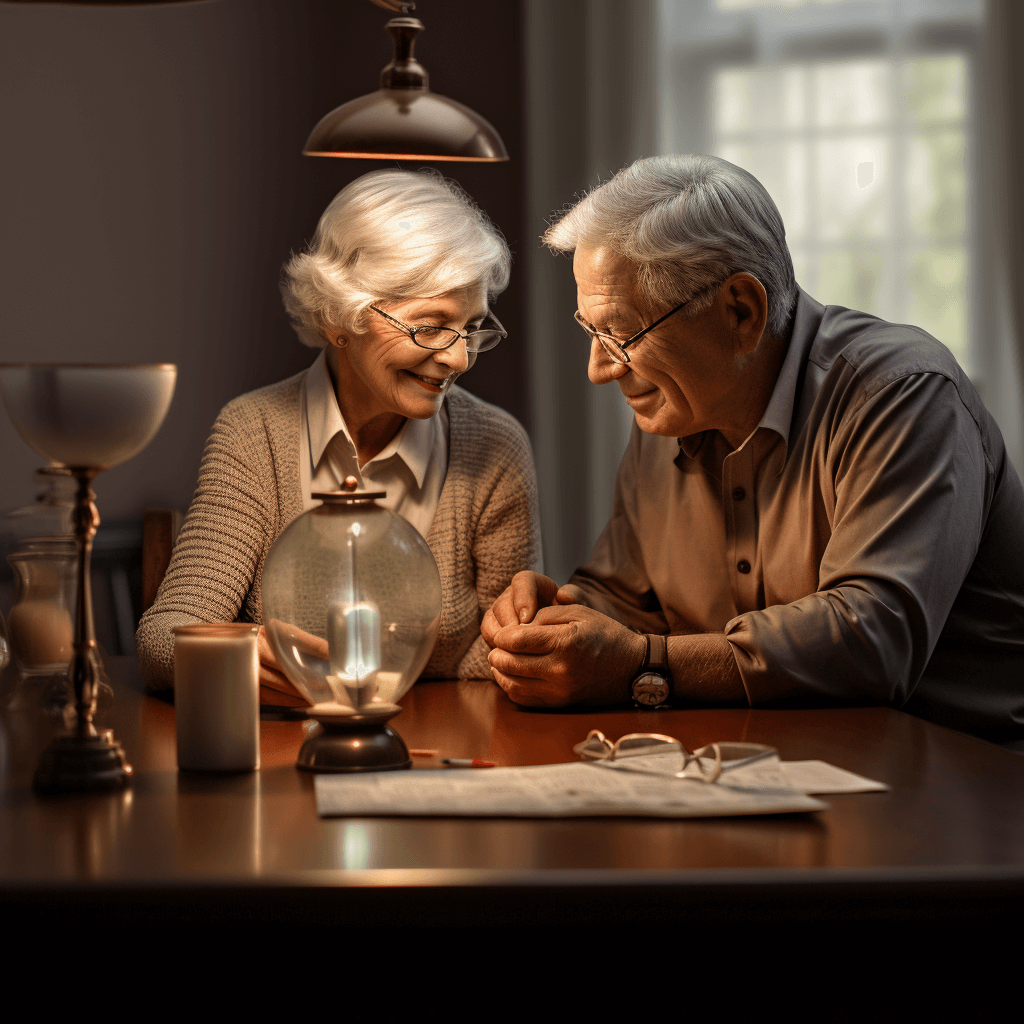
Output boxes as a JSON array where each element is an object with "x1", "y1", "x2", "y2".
[{"x1": 137, "y1": 169, "x2": 541, "y2": 704}]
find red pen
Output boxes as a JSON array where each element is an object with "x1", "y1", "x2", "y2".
[{"x1": 441, "y1": 758, "x2": 496, "y2": 768}]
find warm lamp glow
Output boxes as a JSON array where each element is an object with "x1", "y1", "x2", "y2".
[
  {"x1": 303, "y1": 13, "x2": 508, "y2": 163},
  {"x1": 305, "y1": 151, "x2": 505, "y2": 163}
]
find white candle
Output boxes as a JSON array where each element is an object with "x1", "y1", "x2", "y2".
[{"x1": 173, "y1": 623, "x2": 260, "y2": 772}]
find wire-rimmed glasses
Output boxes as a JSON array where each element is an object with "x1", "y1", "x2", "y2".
[
  {"x1": 371, "y1": 306, "x2": 507, "y2": 353},
  {"x1": 573, "y1": 281, "x2": 723, "y2": 364},
  {"x1": 573, "y1": 729, "x2": 777, "y2": 783}
]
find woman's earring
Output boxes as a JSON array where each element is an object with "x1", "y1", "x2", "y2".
[{"x1": 331, "y1": 333, "x2": 349, "y2": 350}]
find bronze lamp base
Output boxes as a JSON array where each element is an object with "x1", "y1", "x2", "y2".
[
  {"x1": 296, "y1": 703, "x2": 411, "y2": 773},
  {"x1": 33, "y1": 728, "x2": 132, "y2": 794}
]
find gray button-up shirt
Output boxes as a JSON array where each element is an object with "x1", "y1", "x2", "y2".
[{"x1": 570, "y1": 289, "x2": 1024, "y2": 742}]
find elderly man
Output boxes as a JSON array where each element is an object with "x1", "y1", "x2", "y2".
[{"x1": 483, "y1": 154, "x2": 1024, "y2": 744}]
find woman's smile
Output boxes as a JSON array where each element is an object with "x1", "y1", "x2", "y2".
[
  {"x1": 403, "y1": 367, "x2": 454, "y2": 392},
  {"x1": 330, "y1": 281, "x2": 488, "y2": 442}
]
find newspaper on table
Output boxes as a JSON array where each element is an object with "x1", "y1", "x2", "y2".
[
  {"x1": 778, "y1": 760, "x2": 888, "y2": 795},
  {"x1": 314, "y1": 748, "x2": 884, "y2": 819}
]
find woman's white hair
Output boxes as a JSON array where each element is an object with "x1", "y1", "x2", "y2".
[
  {"x1": 543, "y1": 154, "x2": 797, "y2": 339},
  {"x1": 282, "y1": 169, "x2": 511, "y2": 348}
]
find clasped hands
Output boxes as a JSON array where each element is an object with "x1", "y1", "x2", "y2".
[
  {"x1": 255, "y1": 572, "x2": 648, "y2": 709},
  {"x1": 482, "y1": 571, "x2": 646, "y2": 707},
  {"x1": 258, "y1": 597, "x2": 642, "y2": 709}
]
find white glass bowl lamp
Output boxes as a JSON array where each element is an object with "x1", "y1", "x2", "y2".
[{"x1": 0, "y1": 363, "x2": 177, "y2": 793}]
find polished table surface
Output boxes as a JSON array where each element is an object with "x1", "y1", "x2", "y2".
[{"x1": 2, "y1": 656, "x2": 1023, "y2": 925}]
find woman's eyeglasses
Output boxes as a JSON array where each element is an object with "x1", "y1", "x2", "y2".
[{"x1": 371, "y1": 306, "x2": 507, "y2": 354}]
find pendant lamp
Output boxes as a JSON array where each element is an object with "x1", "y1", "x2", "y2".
[{"x1": 303, "y1": 0, "x2": 508, "y2": 162}]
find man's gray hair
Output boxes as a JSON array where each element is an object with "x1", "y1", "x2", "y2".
[
  {"x1": 282, "y1": 169, "x2": 511, "y2": 348},
  {"x1": 543, "y1": 154, "x2": 797, "y2": 339}
]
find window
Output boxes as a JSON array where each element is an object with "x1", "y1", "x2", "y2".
[{"x1": 659, "y1": 0, "x2": 983, "y2": 372}]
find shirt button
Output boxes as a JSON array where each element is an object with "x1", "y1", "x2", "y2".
[
  {"x1": 732, "y1": 486, "x2": 745, "y2": 501},
  {"x1": 737, "y1": 559, "x2": 751, "y2": 574}
]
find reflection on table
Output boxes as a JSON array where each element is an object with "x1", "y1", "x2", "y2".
[{"x1": 2, "y1": 656, "x2": 1023, "y2": 926}]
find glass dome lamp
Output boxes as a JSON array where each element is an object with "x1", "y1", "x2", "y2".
[{"x1": 261, "y1": 475, "x2": 442, "y2": 772}]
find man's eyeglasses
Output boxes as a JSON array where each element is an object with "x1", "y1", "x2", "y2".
[
  {"x1": 573, "y1": 282, "x2": 719, "y2": 365},
  {"x1": 573, "y1": 729, "x2": 777, "y2": 783},
  {"x1": 371, "y1": 306, "x2": 507, "y2": 354}
]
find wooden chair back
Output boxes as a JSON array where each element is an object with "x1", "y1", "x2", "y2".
[{"x1": 141, "y1": 508, "x2": 183, "y2": 613}]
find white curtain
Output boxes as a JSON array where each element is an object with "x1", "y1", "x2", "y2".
[{"x1": 979, "y1": 0, "x2": 1024, "y2": 476}]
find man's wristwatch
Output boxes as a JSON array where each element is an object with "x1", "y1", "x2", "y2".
[{"x1": 631, "y1": 633, "x2": 671, "y2": 708}]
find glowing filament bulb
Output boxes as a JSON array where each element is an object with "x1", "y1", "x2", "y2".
[
  {"x1": 328, "y1": 602, "x2": 381, "y2": 680},
  {"x1": 325, "y1": 520, "x2": 381, "y2": 708}
]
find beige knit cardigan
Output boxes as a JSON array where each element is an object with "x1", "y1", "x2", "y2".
[{"x1": 136, "y1": 372, "x2": 541, "y2": 688}]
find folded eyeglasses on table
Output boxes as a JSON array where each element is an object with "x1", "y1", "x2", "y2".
[{"x1": 573, "y1": 729, "x2": 778, "y2": 784}]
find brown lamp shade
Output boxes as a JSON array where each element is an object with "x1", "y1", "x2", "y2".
[
  {"x1": 303, "y1": 15, "x2": 508, "y2": 163},
  {"x1": 304, "y1": 90, "x2": 508, "y2": 162}
]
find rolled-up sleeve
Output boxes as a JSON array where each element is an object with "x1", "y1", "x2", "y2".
[{"x1": 726, "y1": 371, "x2": 989, "y2": 705}]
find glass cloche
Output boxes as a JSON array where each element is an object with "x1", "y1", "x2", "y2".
[{"x1": 261, "y1": 478, "x2": 441, "y2": 771}]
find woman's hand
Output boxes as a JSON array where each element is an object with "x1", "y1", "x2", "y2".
[
  {"x1": 481, "y1": 570, "x2": 590, "y2": 644},
  {"x1": 256, "y1": 625, "x2": 310, "y2": 707}
]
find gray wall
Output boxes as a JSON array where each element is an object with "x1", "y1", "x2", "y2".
[{"x1": 0, "y1": 0, "x2": 527, "y2": 522}]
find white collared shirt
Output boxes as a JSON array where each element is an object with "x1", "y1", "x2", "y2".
[{"x1": 299, "y1": 350, "x2": 448, "y2": 540}]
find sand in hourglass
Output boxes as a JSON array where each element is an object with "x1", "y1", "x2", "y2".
[{"x1": 8, "y1": 600, "x2": 73, "y2": 673}]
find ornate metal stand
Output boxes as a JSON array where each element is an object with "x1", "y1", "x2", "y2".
[{"x1": 33, "y1": 468, "x2": 132, "y2": 794}]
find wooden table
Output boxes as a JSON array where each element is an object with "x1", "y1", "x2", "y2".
[{"x1": 2, "y1": 656, "x2": 1023, "y2": 930}]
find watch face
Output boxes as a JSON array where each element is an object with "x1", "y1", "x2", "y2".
[{"x1": 632, "y1": 672, "x2": 670, "y2": 706}]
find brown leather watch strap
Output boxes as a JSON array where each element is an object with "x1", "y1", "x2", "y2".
[
  {"x1": 646, "y1": 633, "x2": 669, "y2": 674},
  {"x1": 638, "y1": 631, "x2": 651, "y2": 672}
]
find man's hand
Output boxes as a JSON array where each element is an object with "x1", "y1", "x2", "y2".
[
  {"x1": 481, "y1": 571, "x2": 591, "y2": 644},
  {"x1": 256, "y1": 625, "x2": 310, "y2": 707},
  {"x1": 487, "y1": 604, "x2": 646, "y2": 707}
]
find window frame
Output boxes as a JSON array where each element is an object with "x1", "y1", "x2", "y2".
[{"x1": 657, "y1": 0, "x2": 984, "y2": 380}]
